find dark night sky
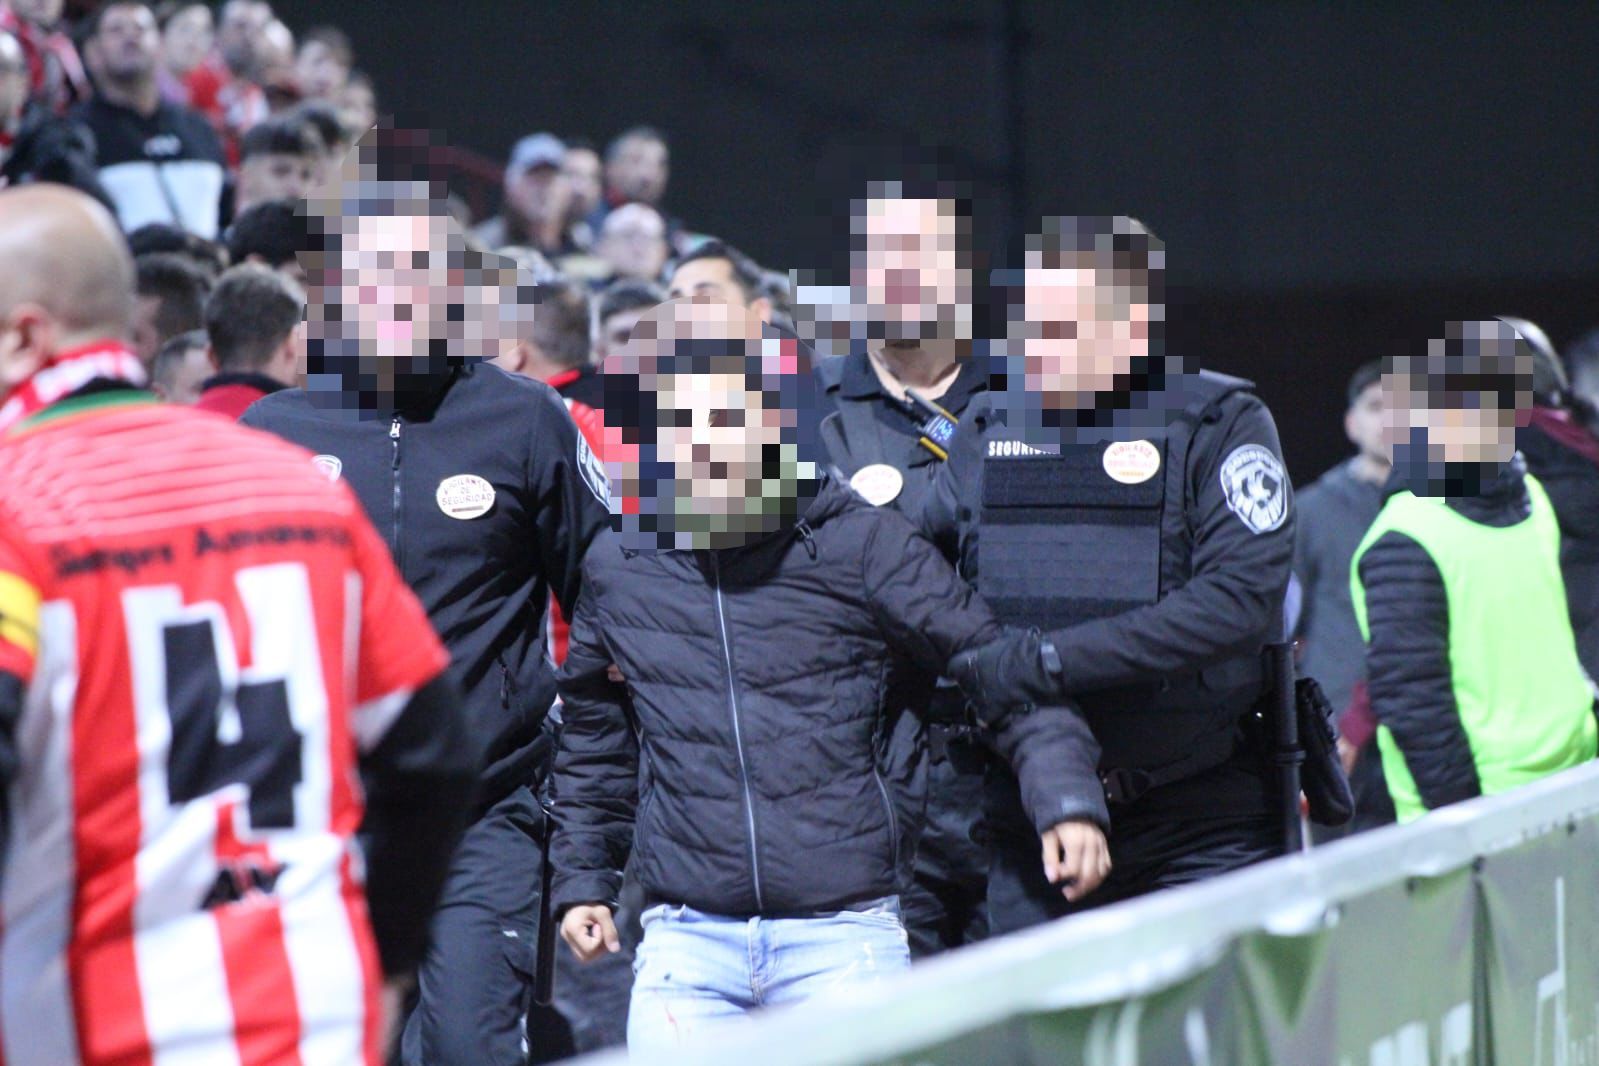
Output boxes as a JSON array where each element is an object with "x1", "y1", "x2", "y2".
[{"x1": 273, "y1": 0, "x2": 1599, "y2": 481}]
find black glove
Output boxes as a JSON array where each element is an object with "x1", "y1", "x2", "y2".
[
  {"x1": 1297, "y1": 676, "x2": 1355, "y2": 827},
  {"x1": 952, "y1": 627, "x2": 1064, "y2": 727}
]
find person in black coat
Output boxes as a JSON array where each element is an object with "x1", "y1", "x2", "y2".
[
  {"x1": 927, "y1": 217, "x2": 1296, "y2": 932},
  {"x1": 241, "y1": 131, "x2": 609, "y2": 1066},
  {"x1": 552, "y1": 300, "x2": 1109, "y2": 1052},
  {"x1": 1504, "y1": 317, "x2": 1599, "y2": 679}
]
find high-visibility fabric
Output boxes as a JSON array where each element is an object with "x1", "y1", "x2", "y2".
[{"x1": 1352, "y1": 475, "x2": 1598, "y2": 822}]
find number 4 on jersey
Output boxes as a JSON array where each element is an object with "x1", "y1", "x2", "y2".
[{"x1": 123, "y1": 563, "x2": 323, "y2": 833}]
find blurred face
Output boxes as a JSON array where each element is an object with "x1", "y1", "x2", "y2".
[
  {"x1": 238, "y1": 151, "x2": 315, "y2": 209},
  {"x1": 506, "y1": 164, "x2": 568, "y2": 225},
  {"x1": 154, "y1": 344, "x2": 212, "y2": 404},
  {"x1": 218, "y1": 0, "x2": 270, "y2": 74},
  {"x1": 161, "y1": 4, "x2": 213, "y2": 76},
  {"x1": 295, "y1": 39, "x2": 348, "y2": 99},
  {"x1": 599, "y1": 208, "x2": 668, "y2": 281},
  {"x1": 95, "y1": 4, "x2": 162, "y2": 82},
  {"x1": 598, "y1": 307, "x2": 648, "y2": 364},
  {"x1": 854, "y1": 196, "x2": 968, "y2": 343},
  {"x1": 562, "y1": 147, "x2": 602, "y2": 217},
  {"x1": 1344, "y1": 381, "x2": 1388, "y2": 464},
  {"x1": 1020, "y1": 262, "x2": 1148, "y2": 409},
  {"x1": 0, "y1": 38, "x2": 27, "y2": 124},
  {"x1": 669, "y1": 256, "x2": 776, "y2": 326},
  {"x1": 337, "y1": 213, "x2": 459, "y2": 366},
  {"x1": 656, "y1": 369, "x2": 783, "y2": 517},
  {"x1": 12, "y1": 0, "x2": 64, "y2": 27},
  {"x1": 338, "y1": 79, "x2": 376, "y2": 137},
  {"x1": 130, "y1": 294, "x2": 164, "y2": 363},
  {"x1": 606, "y1": 135, "x2": 668, "y2": 205},
  {"x1": 254, "y1": 20, "x2": 294, "y2": 84},
  {"x1": 1382, "y1": 375, "x2": 1520, "y2": 468}
]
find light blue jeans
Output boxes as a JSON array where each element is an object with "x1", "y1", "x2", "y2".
[{"x1": 626, "y1": 895, "x2": 911, "y2": 1051}]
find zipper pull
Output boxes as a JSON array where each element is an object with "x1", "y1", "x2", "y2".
[{"x1": 389, "y1": 418, "x2": 401, "y2": 439}]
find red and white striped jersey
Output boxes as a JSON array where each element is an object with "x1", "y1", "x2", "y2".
[{"x1": 0, "y1": 390, "x2": 449, "y2": 1066}]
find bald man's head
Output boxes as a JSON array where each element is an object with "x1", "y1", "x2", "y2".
[{"x1": 0, "y1": 186, "x2": 136, "y2": 398}]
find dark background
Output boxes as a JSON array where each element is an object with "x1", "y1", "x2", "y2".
[{"x1": 273, "y1": 0, "x2": 1599, "y2": 483}]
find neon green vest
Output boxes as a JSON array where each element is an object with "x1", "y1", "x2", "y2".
[{"x1": 1351, "y1": 474, "x2": 1598, "y2": 822}]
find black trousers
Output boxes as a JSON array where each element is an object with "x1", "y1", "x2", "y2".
[
  {"x1": 900, "y1": 733, "x2": 989, "y2": 958},
  {"x1": 396, "y1": 786, "x2": 631, "y2": 1065},
  {"x1": 985, "y1": 763, "x2": 1284, "y2": 936}
]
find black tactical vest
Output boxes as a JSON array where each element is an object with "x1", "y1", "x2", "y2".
[{"x1": 978, "y1": 375, "x2": 1265, "y2": 779}]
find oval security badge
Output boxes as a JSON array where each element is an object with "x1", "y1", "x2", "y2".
[
  {"x1": 1102, "y1": 440, "x2": 1161, "y2": 485},
  {"x1": 437, "y1": 474, "x2": 496, "y2": 520},
  {"x1": 311, "y1": 454, "x2": 342, "y2": 481},
  {"x1": 850, "y1": 463, "x2": 904, "y2": 507}
]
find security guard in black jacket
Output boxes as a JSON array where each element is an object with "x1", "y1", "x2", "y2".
[
  {"x1": 242, "y1": 131, "x2": 610, "y2": 1065},
  {"x1": 812, "y1": 183, "x2": 992, "y2": 957},
  {"x1": 923, "y1": 216, "x2": 1295, "y2": 932}
]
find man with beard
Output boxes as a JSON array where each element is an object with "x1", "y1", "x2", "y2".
[
  {"x1": 925, "y1": 216, "x2": 1298, "y2": 931},
  {"x1": 241, "y1": 128, "x2": 610, "y2": 1065},
  {"x1": 812, "y1": 181, "x2": 990, "y2": 958},
  {"x1": 552, "y1": 298, "x2": 1109, "y2": 1051}
]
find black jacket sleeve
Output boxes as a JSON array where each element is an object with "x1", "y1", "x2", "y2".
[
  {"x1": 1046, "y1": 395, "x2": 1294, "y2": 692},
  {"x1": 360, "y1": 672, "x2": 479, "y2": 978},
  {"x1": 549, "y1": 575, "x2": 637, "y2": 915},
  {"x1": 0, "y1": 671, "x2": 21, "y2": 875},
  {"x1": 528, "y1": 386, "x2": 610, "y2": 618},
  {"x1": 860, "y1": 512, "x2": 1108, "y2": 832},
  {"x1": 1357, "y1": 530, "x2": 1481, "y2": 809}
]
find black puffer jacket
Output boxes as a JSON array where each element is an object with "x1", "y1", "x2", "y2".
[
  {"x1": 1355, "y1": 458, "x2": 1532, "y2": 808},
  {"x1": 550, "y1": 475, "x2": 1105, "y2": 918}
]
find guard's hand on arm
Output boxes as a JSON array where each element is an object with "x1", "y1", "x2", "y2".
[
  {"x1": 952, "y1": 628, "x2": 1063, "y2": 724},
  {"x1": 1042, "y1": 819, "x2": 1111, "y2": 902},
  {"x1": 561, "y1": 904, "x2": 620, "y2": 963}
]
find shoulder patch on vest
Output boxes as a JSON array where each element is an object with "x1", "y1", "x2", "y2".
[{"x1": 1220, "y1": 444, "x2": 1289, "y2": 534}]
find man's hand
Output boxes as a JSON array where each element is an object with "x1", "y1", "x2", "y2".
[
  {"x1": 1041, "y1": 819, "x2": 1111, "y2": 902},
  {"x1": 561, "y1": 904, "x2": 620, "y2": 963},
  {"x1": 1337, "y1": 736, "x2": 1359, "y2": 776},
  {"x1": 380, "y1": 975, "x2": 413, "y2": 1058}
]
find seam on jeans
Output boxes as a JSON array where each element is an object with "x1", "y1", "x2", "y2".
[{"x1": 747, "y1": 916, "x2": 762, "y2": 1006}]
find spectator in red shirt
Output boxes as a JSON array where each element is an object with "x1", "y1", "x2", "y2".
[
  {"x1": 0, "y1": 0, "x2": 88, "y2": 112},
  {"x1": 195, "y1": 261, "x2": 301, "y2": 418},
  {"x1": 184, "y1": 0, "x2": 271, "y2": 163}
]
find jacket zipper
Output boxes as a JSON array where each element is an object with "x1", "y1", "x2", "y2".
[
  {"x1": 710, "y1": 552, "x2": 765, "y2": 912},
  {"x1": 389, "y1": 416, "x2": 404, "y2": 574}
]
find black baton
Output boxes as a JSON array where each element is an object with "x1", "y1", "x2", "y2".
[
  {"x1": 533, "y1": 796, "x2": 558, "y2": 1007},
  {"x1": 1266, "y1": 641, "x2": 1305, "y2": 854}
]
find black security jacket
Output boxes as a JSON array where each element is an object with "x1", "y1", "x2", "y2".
[
  {"x1": 920, "y1": 373, "x2": 1294, "y2": 789},
  {"x1": 549, "y1": 475, "x2": 1106, "y2": 918},
  {"x1": 242, "y1": 363, "x2": 610, "y2": 804}
]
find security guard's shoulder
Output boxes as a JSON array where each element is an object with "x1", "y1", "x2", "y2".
[{"x1": 1179, "y1": 369, "x2": 1259, "y2": 425}]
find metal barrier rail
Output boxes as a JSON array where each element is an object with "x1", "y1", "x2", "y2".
[{"x1": 575, "y1": 760, "x2": 1599, "y2": 1064}]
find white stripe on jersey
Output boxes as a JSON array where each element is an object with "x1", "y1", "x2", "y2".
[
  {"x1": 136, "y1": 915, "x2": 239, "y2": 1066},
  {"x1": 1, "y1": 602, "x2": 82, "y2": 1066},
  {"x1": 275, "y1": 838, "x2": 368, "y2": 1066}
]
